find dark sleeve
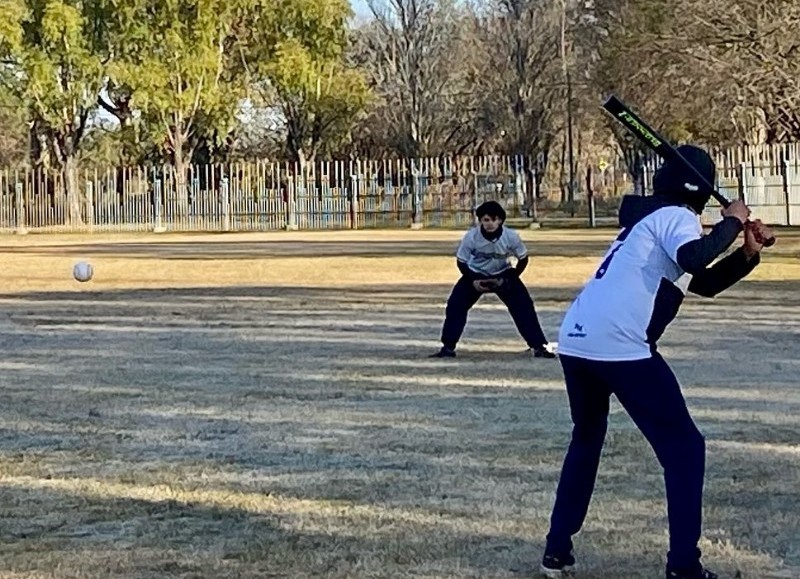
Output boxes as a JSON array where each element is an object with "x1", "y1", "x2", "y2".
[
  {"x1": 676, "y1": 216, "x2": 743, "y2": 275},
  {"x1": 457, "y1": 259, "x2": 475, "y2": 279},
  {"x1": 504, "y1": 256, "x2": 529, "y2": 278},
  {"x1": 687, "y1": 247, "x2": 761, "y2": 297}
]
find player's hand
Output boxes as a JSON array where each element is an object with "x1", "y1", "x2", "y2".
[
  {"x1": 721, "y1": 199, "x2": 751, "y2": 225},
  {"x1": 743, "y1": 219, "x2": 772, "y2": 259}
]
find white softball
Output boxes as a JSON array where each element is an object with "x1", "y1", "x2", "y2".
[{"x1": 72, "y1": 261, "x2": 94, "y2": 282}]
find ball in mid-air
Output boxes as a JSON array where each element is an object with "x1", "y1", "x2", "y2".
[{"x1": 72, "y1": 261, "x2": 94, "y2": 282}]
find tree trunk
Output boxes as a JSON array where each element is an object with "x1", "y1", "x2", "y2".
[
  {"x1": 296, "y1": 147, "x2": 308, "y2": 216},
  {"x1": 29, "y1": 118, "x2": 50, "y2": 169},
  {"x1": 559, "y1": 137, "x2": 567, "y2": 203},
  {"x1": 523, "y1": 156, "x2": 536, "y2": 219},
  {"x1": 173, "y1": 129, "x2": 189, "y2": 213},
  {"x1": 620, "y1": 145, "x2": 645, "y2": 196},
  {"x1": 64, "y1": 154, "x2": 83, "y2": 226}
]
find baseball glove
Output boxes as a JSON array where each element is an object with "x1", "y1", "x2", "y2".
[{"x1": 479, "y1": 278, "x2": 504, "y2": 291}]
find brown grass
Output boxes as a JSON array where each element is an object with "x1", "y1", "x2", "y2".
[{"x1": 0, "y1": 227, "x2": 799, "y2": 579}]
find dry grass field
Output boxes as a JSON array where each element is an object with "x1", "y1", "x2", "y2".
[{"x1": 0, "y1": 227, "x2": 798, "y2": 579}]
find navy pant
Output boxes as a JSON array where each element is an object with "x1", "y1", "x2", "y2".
[
  {"x1": 546, "y1": 353, "x2": 706, "y2": 572},
  {"x1": 439, "y1": 274, "x2": 548, "y2": 350}
]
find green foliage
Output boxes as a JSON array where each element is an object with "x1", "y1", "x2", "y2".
[
  {"x1": 107, "y1": 0, "x2": 255, "y2": 167},
  {"x1": 241, "y1": 0, "x2": 367, "y2": 164},
  {"x1": 0, "y1": 0, "x2": 109, "y2": 164},
  {"x1": 0, "y1": 84, "x2": 28, "y2": 165},
  {"x1": 2, "y1": 0, "x2": 796, "y2": 179},
  {"x1": 266, "y1": 38, "x2": 369, "y2": 162}
]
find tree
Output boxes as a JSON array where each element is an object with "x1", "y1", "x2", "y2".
[
  {"x1": 474, "y1": 0, "x2": 562, "y2": 157},
  {"x1": 577, "y1": 0, "x2": 745, "y2": 188},
  {"x1": 0, "y1": 84, "x2": 27, "y2": 166},
  {"x1": 107, "y1": 0, "x2": 254, "y2": 202},
  {"x1": 359, "y1": 0, "x2": 463, "y2": 158},
  {"x1": 671, "y1": 0, "x2": 800, "y2": 143},
  {"x1": 241, "y1": 0, "x2": 369, "y2": 167},
  {"x1": 576, "y1": 0, "x2": 683, "y2": 190},
  {"x1": 269, "y1": 44, "x2": 368, "y2": 167},
  {"x1": 0, "y1": 0, "x2": 110, "y2": 223},
  {"x1": 467, "y1": 0, "x2": 563, "y2": 206}
]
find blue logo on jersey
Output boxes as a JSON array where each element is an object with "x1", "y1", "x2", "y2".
[
  {"x1": 567, "y1": 323, "x2": 587, "y2": 338},
  {"x1": 474, "y1": 250, "x2": 512, "y2": 259}
]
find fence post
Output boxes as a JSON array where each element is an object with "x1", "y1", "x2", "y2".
[
  {"x1": 85, "y1": 181, "x2": 95, "y2": 232},
  {"x1": 738, "y1": 162, "x2": 747, "y2": 203},
  {"x1": 14, "y1": 182, "x2": 27, "y2": 235},
  {"x1": 349, "y1": 171, "x2": 359, "y2": 230},
  {"x1": 154, "y1": 178, "x2": 165, "y2": 232},
  {"x1": 587, "y1": 166, "x2": 596, "y2": 228},
  {"x1": 782, "y1": 153, "x2": 791, "y2": 226},
  {"x1": 530, "y1": 166, "x2": 539, "y2": 223},
  {"x1": 410, "y1": 159, "x2": 424, "y2": 229},
  {"x1": 286, "y1": 174, "x2": 298, "y2": 230},
  {"x1": 514, "y1": 154, "x2": 525, "y2": 216},
  {"x1": 472, "y1": 165, "x2": 479, "y2": 218},
  {"x1": 221, "y1": 176, "x2": 231, "y2": 232},
  {"x1": 642, "y1": 155, "x2": 653, "y2": 195}
]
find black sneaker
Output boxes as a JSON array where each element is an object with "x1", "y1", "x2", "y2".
[
  {"x1": 540, "y1": 552, "x2": 575, "y2": 577},
  {"x1": 666, "y1": 566, "x2": 718, "y2": 579},
  {"x1": 532, "y1": 347, "x2": 557, "y2": 359},
  {"x1": 429, "y1": 346, "x2": 456, "y2": 358}
]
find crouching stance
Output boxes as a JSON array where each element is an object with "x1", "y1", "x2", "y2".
[
  {"x1": 431, "y1": 200, "x2": 555, "y2": 359},
  {"x1": 540, "y1": 145, "x2": 774, "y2": 579}
]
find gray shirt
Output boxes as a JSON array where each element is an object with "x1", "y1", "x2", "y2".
[{"x1": 456, "y1": 226, "x2": 528, "y2": 276}]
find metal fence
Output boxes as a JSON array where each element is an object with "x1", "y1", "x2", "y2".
[
  {"x1": 695, "y1": 144, "x2": 800, "y2": 227},
  {"x1": 2, "y1": 146, "x2": 800, "y2": 233},
  {"x1": 0, "y1": 157, "x2": 543, "y2": 233}
]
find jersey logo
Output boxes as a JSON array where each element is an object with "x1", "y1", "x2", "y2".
[
  {"x1": 683, "y1": 182, "x2": 699, "y2": 191},
  {"x1": 567, "y1": 323, "x2": 586, "y2": 338},
  {"x1": 474, "y1": 250, "x2": 512, "y2": 259}
]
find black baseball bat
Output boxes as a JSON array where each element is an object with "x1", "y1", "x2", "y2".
[{"x1": 602, "y1": 95, "x2": 775, "y2": 247}]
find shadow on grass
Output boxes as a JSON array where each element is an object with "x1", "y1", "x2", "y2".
[
  {"x1": 3, "y1": 238, "x2": 614, "y2": 260},
  {"x1": 0, "y1": 281, "x2": 798, "y2": 577}
]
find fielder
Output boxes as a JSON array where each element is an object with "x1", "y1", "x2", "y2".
[
  {"x1": 430, "y1": 200, "x2": 556, "y2": 359},
  {"x1": 539, "y1": 145, "x2": 773, "y2": 579}
]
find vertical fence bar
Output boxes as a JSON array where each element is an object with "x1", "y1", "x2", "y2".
[
  {"x1": 221, "y1": 174, "x2": 230, "y2": 232},
  {"x1": 286, "y1": 162, "x2": 297, "y2": 230},
  {"x1": 154, "y1": 169, "x2": 164, "y2": 232},
  {"x1": 738, "y1": 162, "x2": 747, "y2": 203},
  {"x1": 782, "y1": 153, "x2": 791, "y2": 226},
  {"x1": 15, "y1": 181, "x2": 26, "y2": 234},
  {"x1": 85, "y1": 178, "x2": 94, "y2": 232}
]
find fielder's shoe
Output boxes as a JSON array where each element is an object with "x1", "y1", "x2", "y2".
[
  {"x1": 540, "y1": 551, "x2": 575, "y2": 578},
  {"x1": 532, "y1": 346, "x2": 557, "y2": 359},
  {"x1": 429, "y1": 346, "x2": 456, "y2": 358},
  {"x1": 666, "y1": 566, "x2": 718, "y2": 579}
]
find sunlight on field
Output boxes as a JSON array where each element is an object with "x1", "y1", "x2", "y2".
[
  {"x1": 0, "y1": 228, "x2": 798, "y2": 579},
  {"x1": 2, "y1": 228, "x2": 800, "y2": 295}
]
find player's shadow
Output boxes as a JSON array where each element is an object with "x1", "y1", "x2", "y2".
[
  {"x1": 0, "y1": 452, "x2": 667, "y2": 578},
  {"x1": 0, "y1": 480, "x2": 523, "y2": 576}
]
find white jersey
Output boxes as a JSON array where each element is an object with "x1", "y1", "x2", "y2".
[
  {"x1": 558, "y1": 205, "x2": 703, "y2": 361},
  {"x1": 456, "y1": 226, "x2": 528, "y2": 276}
]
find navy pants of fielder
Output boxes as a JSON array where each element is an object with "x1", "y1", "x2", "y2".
[
  {"x1": 440, "y1": 274, "x2": 548, "y2": 350},
  {"x1": 546, "y1": 353, "x2": 706, "y2": 572}
]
